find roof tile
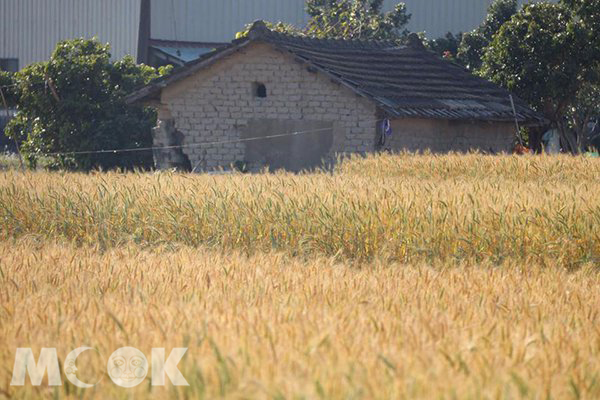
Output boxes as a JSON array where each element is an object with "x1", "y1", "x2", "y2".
[{"x1": 128, "y1": 22, "x2": 544, "y2": 124}]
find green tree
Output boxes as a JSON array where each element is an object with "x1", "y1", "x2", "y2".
[
  {"x1": 457, "y1": 0, "x2": 518, "y2": 70},
  {"x1": 427, "y1": 32, "x2": 463, "y2": 60},
  {"x1": 481, "y1": 1, "x2": 600, "y2": 153},
  {"x1": 237, "y1": 1, "x2": 411, "y2": 42},
  {"x1": 562, "y1": 0, "x2": 600, "y2": 151},
  {"x1": 5, "y1": 38, "x2": 171, "y2": 170},
  {"x1": 0, "y1": 71, "x2": 18, "y2": 153},
  {"x1": 0, "y1": 71, "x2": 17, "y2": 107},
  {"x1": 562, "y1": 0, "x2": 600, "y2": 54},
  {"x1": 306, "y1": 0, "x2": 411, "y2": 40},
  {"x1": 568, "y1": 78, "x2": 600, "y2": 150},
  {"x1": 235, "y1": 21, "x2": 300, "y2": 39}
]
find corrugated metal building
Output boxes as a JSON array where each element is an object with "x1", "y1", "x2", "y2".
[
  {"x1": 150, "y1": 0, "x2": 536, "y2": 44},
  {"x1": 0, "y1": 0, "x2": 142, "y2": 70},
  {"x1": 1, "y1": 0, "x2": 533, "y2": 71}
]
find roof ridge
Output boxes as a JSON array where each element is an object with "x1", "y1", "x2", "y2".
[
  {"x1": 128, "y1": 19, "x2": 544, "y2": 124},
  {"x1": 246, "y1": 19, "x2": 405, "y2": 50}
]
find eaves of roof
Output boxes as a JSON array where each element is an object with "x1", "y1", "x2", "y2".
[{"x1": 127, "y1": 21, "x2": 546, "y2": 125}]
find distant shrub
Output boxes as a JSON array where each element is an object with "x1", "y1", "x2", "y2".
[{"x1": 5, "y1": 38, "x2": 171, "y2": 170}]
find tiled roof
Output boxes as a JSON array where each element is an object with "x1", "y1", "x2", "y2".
[{"x1": 128, "y1": 21, "x2": 544, "y2": 124}]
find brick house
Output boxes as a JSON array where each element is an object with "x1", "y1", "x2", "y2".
[{"x1": 127, "y1": 21, "x2": 543, "y2": 172}]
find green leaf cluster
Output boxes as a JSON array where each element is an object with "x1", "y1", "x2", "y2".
[
  {"x1": 235, "y1": 21, "x2": 300, "y2": 40},
  {"x1": 481, "y1": 0, "x2": 600, "y2": 152},
  {"x1": 426, "y1": 32, "x2": 463, "y2": 61},
  {"x1": 457, "y1": 0, "x2": 518, "y2": 70},
  {"x1": 425, "y1": 0, "x2": 517, "y2": 68},
  {"x1": 4, "y1": 38, "x2": 171, "y2": 170},
  {"x1": 237, "y1": 0, "x2": 411, "y2": 42},
  {"x1": 0, "y1": 71, "x2": 17, "y2": 107},
  {"x1": 306, "y1": 0, "x2": 411, "y2": 41}
]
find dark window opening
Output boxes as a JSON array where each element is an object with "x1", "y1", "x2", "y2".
[
  {"x1": 253, "y1": 82, "x2": 267, "y2": 98},
  {"x1": 0, "y1": 58, "x2": 18, "y2": 73}
]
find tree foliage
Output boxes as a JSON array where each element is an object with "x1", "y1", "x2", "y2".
[
  {"x1": 457, "y1": 0, "x2": 518, "y2": 70},
  {"x1": 5, "y1": 38, "x2": 171, "y2": 170},
  {"x1": 237, "y1": 0, "x2": 411, "y2": 42},
  {"x1": 425, "y1": 0, "x2": 517, "y2": 67},
  {"x1": 0, "y1": 71, "x2": 17, "y2": 107},
  {"x1": 306, "y1": 0, "x2": 411, "y2": 40},
  {"x1": 0, "y1": 71, "x2": 18, "y2": 152},
  {"x1": 427, "y1": 32, "x2": 463, "y2": 61},
  {"x1": 481, "y1": 0, "x2": 600, "y2": 152},
  {"x1": 235, "y1": 21, "x2": 300, "y2": 39}
]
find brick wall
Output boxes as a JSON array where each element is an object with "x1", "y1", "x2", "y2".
[{"x1": 158, "y1": 42, "x2": 378, "y2": 171}]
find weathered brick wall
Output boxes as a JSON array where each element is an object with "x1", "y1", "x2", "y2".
[
  {"x1": 388, "y1": 118, "x2": 515, "y2": 154},
  {"x1": 159, "y1": 42, "x2": 378, "y2": 171}
]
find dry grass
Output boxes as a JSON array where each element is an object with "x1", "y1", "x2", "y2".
[
  {"x1": 0, "y1": 153, "x2": 599, "y2": 266},
  {"x1": 1, "y1": 240, "x2": 599, "y2": 399},
  {"x1": 1, "y1": 153, "x2": 600, "y2": 399}
]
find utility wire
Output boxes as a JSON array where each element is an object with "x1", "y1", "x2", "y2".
[
  {"x1": 0, "y1": 80, "x2": 387, "y2": 159},
  {"x1": 39, "y1": 118, "x2": 385, "y2": 157}
]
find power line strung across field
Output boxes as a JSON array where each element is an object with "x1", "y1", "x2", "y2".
[
  {"x1": 0, "y1": 81, "x2": 388, "y2": 159},
  {"x1": 36, "y1": 118, "x2": 386, "y2": 157}
]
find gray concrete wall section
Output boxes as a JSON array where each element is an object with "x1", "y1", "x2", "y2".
[
  {"x1": 242, "y1": 119, "x2": 334, "y2": 172},
  {"x1": 159, "y1": 42, "x2": 378, "y2": 171},
  {"x1": 388, "y1": 118, "x2": 516, "y2": 154}
]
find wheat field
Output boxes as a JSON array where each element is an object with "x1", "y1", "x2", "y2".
[{"x1": 1, "y1": 154, "x2": 599, "y2": 399}]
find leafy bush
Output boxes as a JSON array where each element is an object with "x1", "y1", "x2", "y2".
[
  {"x1": 456, "y1": 0, "x2": 517, "y2": 70},
  {"x1": 0, "y1": 71, "x2": 17, "y2": 152},
  {"x1": 481, "y1": 1, "x2": 600, "y2": 152},
  {"x1": 427, "y1": 32, "x2": 463, "y2": 61},
  {"x1": 5, "y1": 38, "x2": 171, "y2": 170},
  {"x1": 0, "y1": 71, "x2": 17, "y2": 107},
  {"x1": 238, "y1": 0, "x2": 411, "y2": 42},
  {"x1": 306, "y1": 0, "x2": 411, "y2": 40}
]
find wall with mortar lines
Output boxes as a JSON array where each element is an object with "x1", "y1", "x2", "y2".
[
  {"x1": 153, "y1": 42, "x2": 516, "y2": 171},
  {"x1": 158, "y1": 42, "x2": 378, "y2": 171}
]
